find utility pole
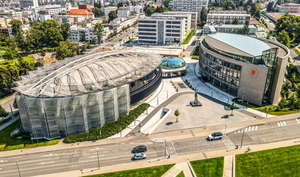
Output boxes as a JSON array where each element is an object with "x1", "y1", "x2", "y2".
[
  {"x1": 96, "y1": 149, "x2": 100, "y2": 169},
  {"x1": 16, "y1": 160, "x2": 21, "y2": 177},
  {"x1": 240, "y1": 129, "x2": 245, "y2": 148}
]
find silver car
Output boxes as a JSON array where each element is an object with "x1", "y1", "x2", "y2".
[{"x1": 133, "y1": 153, "x2": 146, "y2": 160}]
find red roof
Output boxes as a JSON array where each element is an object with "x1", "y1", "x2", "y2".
[{"x1": 66, "y1": 9, "x2": 94, "y2": 15}]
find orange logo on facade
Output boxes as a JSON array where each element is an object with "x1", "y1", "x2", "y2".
[{"x1": 250, "y1": 70, "x2": 256, "y2": 75}]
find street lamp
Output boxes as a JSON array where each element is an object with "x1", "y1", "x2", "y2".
[
  {"x1": 120, "y1": 127, "x2": 122, "y2": 137},
  {"x1": 34, "y1": 130, "x2": 39, "y2": 143},
  {"x1": 164, "y1": 140, "x2": 167, "y2": 158},
  {"x1": 224, "y1": 125, "x2": 227, "y2": 134},
  {"x1": 16, "y1": 160, "x2": 21, "y2": 177},
  {"x1": 96, "y1": 148, "x2": 100, "y2": 169},
  {"x1": 240, "y1": 129, "x2": 245, "y2": 148}
]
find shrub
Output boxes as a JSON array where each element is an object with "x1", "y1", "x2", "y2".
[
  {"x1": 4, "y1": 144, "x2": 24, "y2": 151},
  {"x1": 0, "y1": 144, "x2": 6, "y2": 151},
  {"x1": 63, "y1": 103, "x2": 150, "y2": 143},
  {"x1": 181, "y1": 30, "x2": 196, "y2": 44},
  {"x1": 191, "y1": 56, "x2": 199, "y2": 60}
]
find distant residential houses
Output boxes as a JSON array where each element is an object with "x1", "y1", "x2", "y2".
[{"x1": 0, "y1": 3, "x2": 140, "y2": 43}]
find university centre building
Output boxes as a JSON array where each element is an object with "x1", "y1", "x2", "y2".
[{"x1": 199, "y1": 33, "x2": 290, "y2": 106}]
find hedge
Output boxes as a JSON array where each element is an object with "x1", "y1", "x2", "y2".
[
  {"x1": 63, "y1": 103, "x2": 150, "y2": 143},
  {"x1": 192, "y1": 56, "x2": 199, "y2": 60},
  {"x1": 181, "y1": 30, "x2": 196, "y2": 44},
  {"x1": 4, "y1": 144, "x2": 24, "y2": 151},
  {"x1": 0, "y1": 144, "x2": 5, "y2": 151}
]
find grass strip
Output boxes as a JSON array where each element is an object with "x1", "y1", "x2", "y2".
[
  {"x1": 0, "y1": 120, "x2": 59, "y2": 151},
  {"x1": 0, "y1": 117, "x2": 12, "y2": 126},
  {"x1": 176, "y1": 171, "x2": 185, "y2": 177},
  {"x1": 294, "y1": 49, "x2": 300, "y2": 56},
  {"x1": 84, "y1": 164, "x2": 174, "y2": 177},
  {"x1": 236, "y1": 145, "x2": 300, "y2": 177},
  {"x1": 190, "y1": 157, "x2": 223, "y2": 177}
]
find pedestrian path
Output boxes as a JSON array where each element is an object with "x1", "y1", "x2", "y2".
[
  {"x1": 162, "y1": 162, "x2": 194, "y2": 177},
  {"x1": 223, "y1": 155, "x2": 233, "y2": 177}
]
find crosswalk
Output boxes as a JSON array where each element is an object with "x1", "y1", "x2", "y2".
[
  {"x1": 234, "y1": 126, "x2": 258, "y2": 133},
  {"x1": 277, "y1": 121, "x2": 286, "y2": 127},
  {"x1": 296, "y1": 118, "x2": 300, "y2": 123}
]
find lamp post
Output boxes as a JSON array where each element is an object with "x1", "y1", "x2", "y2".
[
  {"x1": 120, "y1": 127, "x2": 122, "y2": 137},
  {"x1": 16, "y1": 160, "x2": 21, "y2": 177},
  {"x1": 211, "y1": 89, "x2": 213, "y2": 97},
  {"x1": 34, "y1": 130, "x2": 39, "y2": 143},
  {"x1": 224, "y1": 125, "x2": 227, "y2": 134},
  {"x1": 164, "y1": 140, "x2": 167, "y2": 158},
  {"x1": 96, "y1": 148, "x2": 100, "y2": 169},
  {"x1": 167, "y1": 90, "x2": 168, "y2": 98},
  {"x1": 240, "y1": 129, "x2": 245, "y2": 148},
  {"x1": 157, "y1": 97, "x2": 159, "y2": 105}
]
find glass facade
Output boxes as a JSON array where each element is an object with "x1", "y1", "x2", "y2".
[
  {"x1": 200, "y1": 52, "x2": 241, "y2": 96},
  {"x1": 200, "y1": 38, "x2": 278, "y2": 101},
  {"x1": 16, "y1": 85, "x2": 130, "y2": 139},
  {"x1": 160, "y1": 57, "x2": 186, "y2": 69}
]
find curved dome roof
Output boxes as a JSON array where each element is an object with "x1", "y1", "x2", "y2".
[
  {"x1": 205, "y1": 33, "x2": 271, "y2": 57},
  {"x1": 160, "y1": 57, "x2": 185, "y2": 69},
  {"x1": 14, "y1": 51, "x2": 162, "y2": 98}
]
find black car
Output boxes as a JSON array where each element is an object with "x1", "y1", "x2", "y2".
[{"x1": 132, "y1": 145, "x2": 147, "y2": 153}]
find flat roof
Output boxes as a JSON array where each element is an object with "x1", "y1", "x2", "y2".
[{"x1": 207, "y1": 33, "x2": 270, "y2": 56}]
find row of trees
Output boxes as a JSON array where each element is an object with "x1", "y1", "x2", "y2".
[
  {"x1": 143, "y1": 4, "x2": 172, "y2": 16},
  {"x1": 275, "y1": 14, "x2": 300, "y2": 48}
]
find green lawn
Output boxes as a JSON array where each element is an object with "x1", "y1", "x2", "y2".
[
  {"x1": 84, "y1": 164, "x2": 174, "y2": 177},
  {"x1": 236, "y1": 145, "x2": 300, "y2": 177},
  {"x1": 190, "y1": 157, "x2": 223, "y2": 177},
  {"x1": 0, "y1": 55, "x2": 35, "y2": 65},
  {"x1": 0, "y1": 120, "x2": 59, "y2": 151},
  {"x1": 176, "y1": 171, "x2": 185, "y2": 177}
]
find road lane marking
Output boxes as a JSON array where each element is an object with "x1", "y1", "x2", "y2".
[
  {"x1": 0, "y1": 160, "x2": 8, "y2": 163},
  {"x1": 38, "y1": 161, "x2": 55, "y2": 165},
  {"x1": 255, "y1": 126, "x2": 258, "y2": 130},
  {"x1": 42, "y1": 154, "x2": 57, "y2": 157}
]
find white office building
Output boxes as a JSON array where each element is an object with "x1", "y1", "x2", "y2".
[
  {"x1": 169, "y1": 0, "x2": 208, "y2": 21},
  {"x1": 20, "y1": 0, "x2": 39, "y2": 8},
  {"x1": 138, "y1": 17, "x2": 185, "y2": 45}
]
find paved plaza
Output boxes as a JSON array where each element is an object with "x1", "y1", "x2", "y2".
[{"x1": 152, "y1": 93, "x2": 256, "y2": 134}]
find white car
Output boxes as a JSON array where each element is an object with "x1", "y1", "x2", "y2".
[
  {"x1": 133, "y1": 153, "x2": 146, "y2": 160},
  {"x1": 207, "y1": 132, "x2": 223, "y2": 141}
]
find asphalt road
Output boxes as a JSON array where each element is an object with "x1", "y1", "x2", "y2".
[{"x1": 0, "y1": 139, "x2": 164, "y2": 177}]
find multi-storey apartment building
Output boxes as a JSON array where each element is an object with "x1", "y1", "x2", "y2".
[
  {"x1": 206, "y1": 11, "x2": 251, "y2": 24},
  {"x1": 169, "y1": 0, "x2": 208, "y2": 21},
  {"x1": 20, "y1": 0, "x2": 38, "y2": 8},
  {"x1": 151, "y1": 13, "x2": 191, "y2": 34},
  {"x1": 161, "y1": 11, "x2": 198, "y2": 29},
  {"x1": 276, "y1": 3, "x2": 300, "y2": 13},
  {"x1": 138, "y1": 17, "x2": 185, "y2": 45}
]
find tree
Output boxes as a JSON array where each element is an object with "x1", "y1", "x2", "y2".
[
  {"x1": 162, "y1": 0, "x2": 171, "y2": 7},
  {"x1": 250, "y1": 3, "x2": 261, "y2": 19},
  {"x1": 9, "y1": 19, "x2": 22, "y2": 35},
  {"x1": 267, "y1": 1, "x2": 274, "y2": 12},
  {"x1": 0, "y1": 105, "x2": 8, "y2": 117},
  {"x1": 3, "y1": 48, "x2": 19, "y2": 60},
  {"x1": 44, "y1": 27, "x2": 64, "y2": 48},
  {"x1": 200, "y1": 7, "x2": 207, "y2": 26},
  {"x1": 232, "y1": 19, "x2": 240, "y2": 24},
  {"x1": 80, "y1": 33, "x2": 86, "y2": 42},
  {"x1": 34, "y1": 61, "x2": 44, "y2": 67},
  {"x1": 174, "y1": 109, "x2": 180, "y2": 122},
  {"x1": 92, "y1": 7, "x2": 105, "y2": 17},
  {"x1": 55, "y1": 40, "x2": 79, "y2": 60},
  {"x1": 277, "y1": 30, "x2": 293, "y2": 48},
  {"x1": 91, "y1": 38, "x2": 97, "y2": 45},
  {"x1": 93, "y1": 23, "x2": 105, "y2": 44},
  {"x1": 13, "y1": 98, "x2": 18, "y2": 109},
  {"x1": 108, "y1": 11, "x2": 117, "y2": 22},
  {"x1": 230, "y1": 103, "x2": 237, "y2": 115},
  {"x1": 60, "y1": 23, "x2": 71, "y2": 41}
]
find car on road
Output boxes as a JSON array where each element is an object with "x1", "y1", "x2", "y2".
[
  {"x1": 207, "y1": 132, "x2": 223, "y2": 141},
  {"x1": 132, "y1": 145, "x2": 147, "y2": 153},
  {"x1": 133, "y1": 153, "x2": 147, "y2": 160}
]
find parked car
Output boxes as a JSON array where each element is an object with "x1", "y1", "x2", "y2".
[
  {"x1": 132, "y1": 145, "x2": 147, "y2": 153},
  {"x1": 207, "y1": 132, "x2": 223, "y2": 141},
  {"x1": 133, "y1": 153, "x2": 147, "y2": 160}
]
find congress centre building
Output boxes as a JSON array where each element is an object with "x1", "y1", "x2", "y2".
[
  {"x1": 199, "y1": 33, "x2": 290, "y2": 106},
  {"x1": 14, "y1": 51, "x2": 162, "y2": 139}
]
